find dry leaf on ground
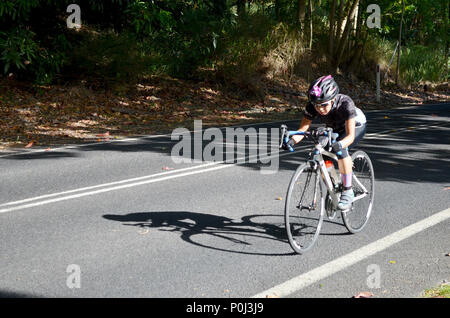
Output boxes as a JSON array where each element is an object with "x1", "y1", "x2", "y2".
[{"x1": 353, "y1": 292, "x2": 374, "y2": 298}]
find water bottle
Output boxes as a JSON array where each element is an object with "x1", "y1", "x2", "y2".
[{"x1": 325, "y1": 160, "x2": 339, "y2": 187}]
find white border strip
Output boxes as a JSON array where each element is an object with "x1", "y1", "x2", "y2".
[
  {"x1": 1, "y1": 121, "x2": 449, "y2": 213},
  {"x1": 0, "y1": 147, "x2": 309, "y2": 214},
  {"x1": 252, "y1": 207, "x2": 450, "y2": 298}
]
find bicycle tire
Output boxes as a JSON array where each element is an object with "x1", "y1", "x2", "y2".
[
  {"x1": 285, "y1": 163, "x2": 324, "y2": 254},
  {"x1": 342, "y1": 150, "x2": 375, "y2": 233}
]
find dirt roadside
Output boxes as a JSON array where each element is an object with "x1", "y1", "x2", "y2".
[{"x1": 0, "y1": 75, "x2": 448, "y2": 151}]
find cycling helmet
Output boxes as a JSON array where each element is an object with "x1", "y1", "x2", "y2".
[{"x1": 308, "y1": 75, "x2": 339, "y2": 104}]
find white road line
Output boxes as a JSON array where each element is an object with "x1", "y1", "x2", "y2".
[
  {"x1": 0, "y1": 148, "x2": 308, "y2": 214},
  {"x1": 0, "y1": 120, "x2": 448, "y2": 213},
  {"x1": 0, "y1": 164, "x2": 232, "y2": 214},
  {"x1": 252, "y1": 207, "x2": 450, "y2": 298},
  {"x1": 364, "y1": 123, "x2": 450, "y2": 139},
  {"x1": 0, "y1": 161, "x2": 220, "y2": 208}
]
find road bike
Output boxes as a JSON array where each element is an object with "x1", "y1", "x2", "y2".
[{"x1": 280, "y1": 125, "x2": 375, "y2": 254}]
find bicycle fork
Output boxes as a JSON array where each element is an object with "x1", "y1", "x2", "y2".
[{"x1": 297, "y1": 167, "x2": 319, "y2": 211}]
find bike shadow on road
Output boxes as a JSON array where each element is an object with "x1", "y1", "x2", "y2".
[
  {"x1": 104, "y1": 211, "x2": 298, "y2": 256},
  {"x1": 103, "y1": 211, "x2": 349, "y2": 256}
]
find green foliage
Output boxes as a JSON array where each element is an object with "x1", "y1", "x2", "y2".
[
  {"x1": 125, "y1": 0, "x2": 176, "y2": 35},
  {"x1": 0, "y1": 27, "x2": 69, "y2": 84},
  {"x1": 0, "y1": 0, "x2": 40, "y2": 21},
  {"x1": 0, "y1": 0, "x2": 447, "y2": 86},
  {"x1": 32, "y1": 33, "x2": 71, "y2": 85},
  {"x1": 216, "y1": 13, "x2": 274, "y2": 74},
  {"x1": 214, "y1": 14, "x2": 304, "y2": 96},
  {"x1": 160, "y1": 6, "x2": 227, "y2": 76},
  {"x1": 67, "y1": 31, "x2": 153, "y2": 90},
  {"x1": 125, "y1": 1, "x2": 236, "y2": 77},
  {"x1": 0, "y1": 28, "x2": 38, "y2": 74},
  {"x1": 400, "y1": 45, "x2": 449, "y2": 84}
]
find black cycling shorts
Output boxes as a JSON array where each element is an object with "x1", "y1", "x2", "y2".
[{"x1": 336, "y1": 123, "x2": 366, "y2": 159}]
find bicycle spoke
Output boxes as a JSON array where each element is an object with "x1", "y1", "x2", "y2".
[
  {"x1": 285, "y1": 165, "x2": 324, "y2": 254},
  {"x1": 342, "y1": 151, "x2": 375, "y2": 233}
]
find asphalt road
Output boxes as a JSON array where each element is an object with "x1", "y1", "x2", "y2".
[{"x1": 0, "y1": 103, "x2": 449, "y2": 298}]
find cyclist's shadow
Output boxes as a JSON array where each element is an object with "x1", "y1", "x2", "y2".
[{"x1": 103, "y1": 211, "x2": 294, "y2": 256}]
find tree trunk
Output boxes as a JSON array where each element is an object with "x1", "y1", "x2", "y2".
[
  {"x1": 309, "y1": 0, "x2": 313, "y2": 49},
  {"x1": 328, "y1": 0, "x2": 337, "y2": 56},
  {"x1": 335, "y1": 0, "x2": 360, "y2": 69},
  {"x1": 298, "y1": 0, "x2": 307, "y2": 27},
  {"x1": 355, "y1": 0, "x2": 363, "y2": 41},
  {"x1": 396, "y1": 0, "x2": 405, "y2": 85},
  {"x1": 351, "y1": 0, "x2": 360, "y2": 51},
  {"x1": 274, "y1": 0, "x2": 280, "y2": 20},
  {"x1": 335, "y1": 0, "x2": 347, "y2": 49},
  {"x1": 237, "y1": 0, "x2": 245, "y2": 17},
  {"x1": 349, "y1": 29, "x2": 368, "y2": 73},
  {"x1": 444, "y1": 0, "x2": 449, "y2": 78},
  {"x1": 213, "y1": 0, "x2": 227, "y2": 17}
]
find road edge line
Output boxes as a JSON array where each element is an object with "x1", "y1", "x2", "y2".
[{"x1": 252, "y1": 207, "x2": 450, "y2": 298}]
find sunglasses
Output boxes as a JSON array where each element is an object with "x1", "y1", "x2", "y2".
[{"x1": 314, "y1": 101, "x2": 331, "y2": 108}]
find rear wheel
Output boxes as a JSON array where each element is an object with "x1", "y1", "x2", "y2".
[
  {"x1": 342, "y1": 151, "x2": 375, "y2": 233},
  {"x1": 285, "y1": 163, "x2": 324, "y2": 254}
]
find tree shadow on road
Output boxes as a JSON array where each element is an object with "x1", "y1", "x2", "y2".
[
  {"x1": 2, "y1": 105, "x2": 449, "y2": 186},
  {"x1": 103, "y1": 211, "x2": 298, "y2": 256},
  {"x1": 0, "y1": 289, "x2": 39, "y2": 298}
]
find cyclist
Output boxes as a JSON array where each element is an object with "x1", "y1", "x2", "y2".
[{"x1": 284, "y1": 75, "x2": 367, "y2": 210}]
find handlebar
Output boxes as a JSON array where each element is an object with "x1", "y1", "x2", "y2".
[{"x1": 279, "y1": 124, "x2": 342, "y2": 156}]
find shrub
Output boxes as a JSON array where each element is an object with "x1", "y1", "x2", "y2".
[
  {"x1": 0, "y1": 27, "x2": 69, "y2": 84},
  {"x1": 400, "y1": 45, "x2": 448, "y2": 84},
  {"x1": 67, "y1": 31, "x2": 153, "y2": 91},
  {"x1": 0, "y1": 28, "x2": 39, "y2": 74}
]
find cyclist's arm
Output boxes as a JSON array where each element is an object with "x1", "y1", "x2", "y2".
[
  {"x1": 339, "y1": 117, "x2": 356, "y2": 148},
  {"x1": 292, "y1": 117, "x2": 312, "y2": 143}
]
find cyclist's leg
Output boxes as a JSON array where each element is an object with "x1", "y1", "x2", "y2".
[
  {"x1": 336, "y1": 123, "x2": 366, "y2": 163},
  {"x1": 336, "y1": 124, "x2": 366, "y2": 209},
  {"x1": 348, "y1": 123, "x2": 367, "y2": 150}
]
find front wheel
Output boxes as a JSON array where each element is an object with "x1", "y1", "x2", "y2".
[
  {"x1": 342, "y1": 151, "x2": 375, "y2": 233},
  {"x1": 285, "y1": 163, "x2": 324, "y2": 254}
]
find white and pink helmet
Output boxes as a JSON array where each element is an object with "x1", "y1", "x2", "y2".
[{"x1": 308, "y1": 75, "x2": 339, "y2": 103}]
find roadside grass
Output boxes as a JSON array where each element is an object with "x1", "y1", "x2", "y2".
[{"x1": 422, "y1": 282, "x2": 450, "y2": 298}]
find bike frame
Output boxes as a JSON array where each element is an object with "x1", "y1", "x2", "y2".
[{"x1": 286, "y1": 130, "x2": 369, "y2": 211}]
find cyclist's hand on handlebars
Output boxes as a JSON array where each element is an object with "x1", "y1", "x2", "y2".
[
  {"x1": 282, "y1": 138, "x2": 295, "y2": 151},
  {"x1": 311, "y1": 127, "x2": 326, "y2": 138}
]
